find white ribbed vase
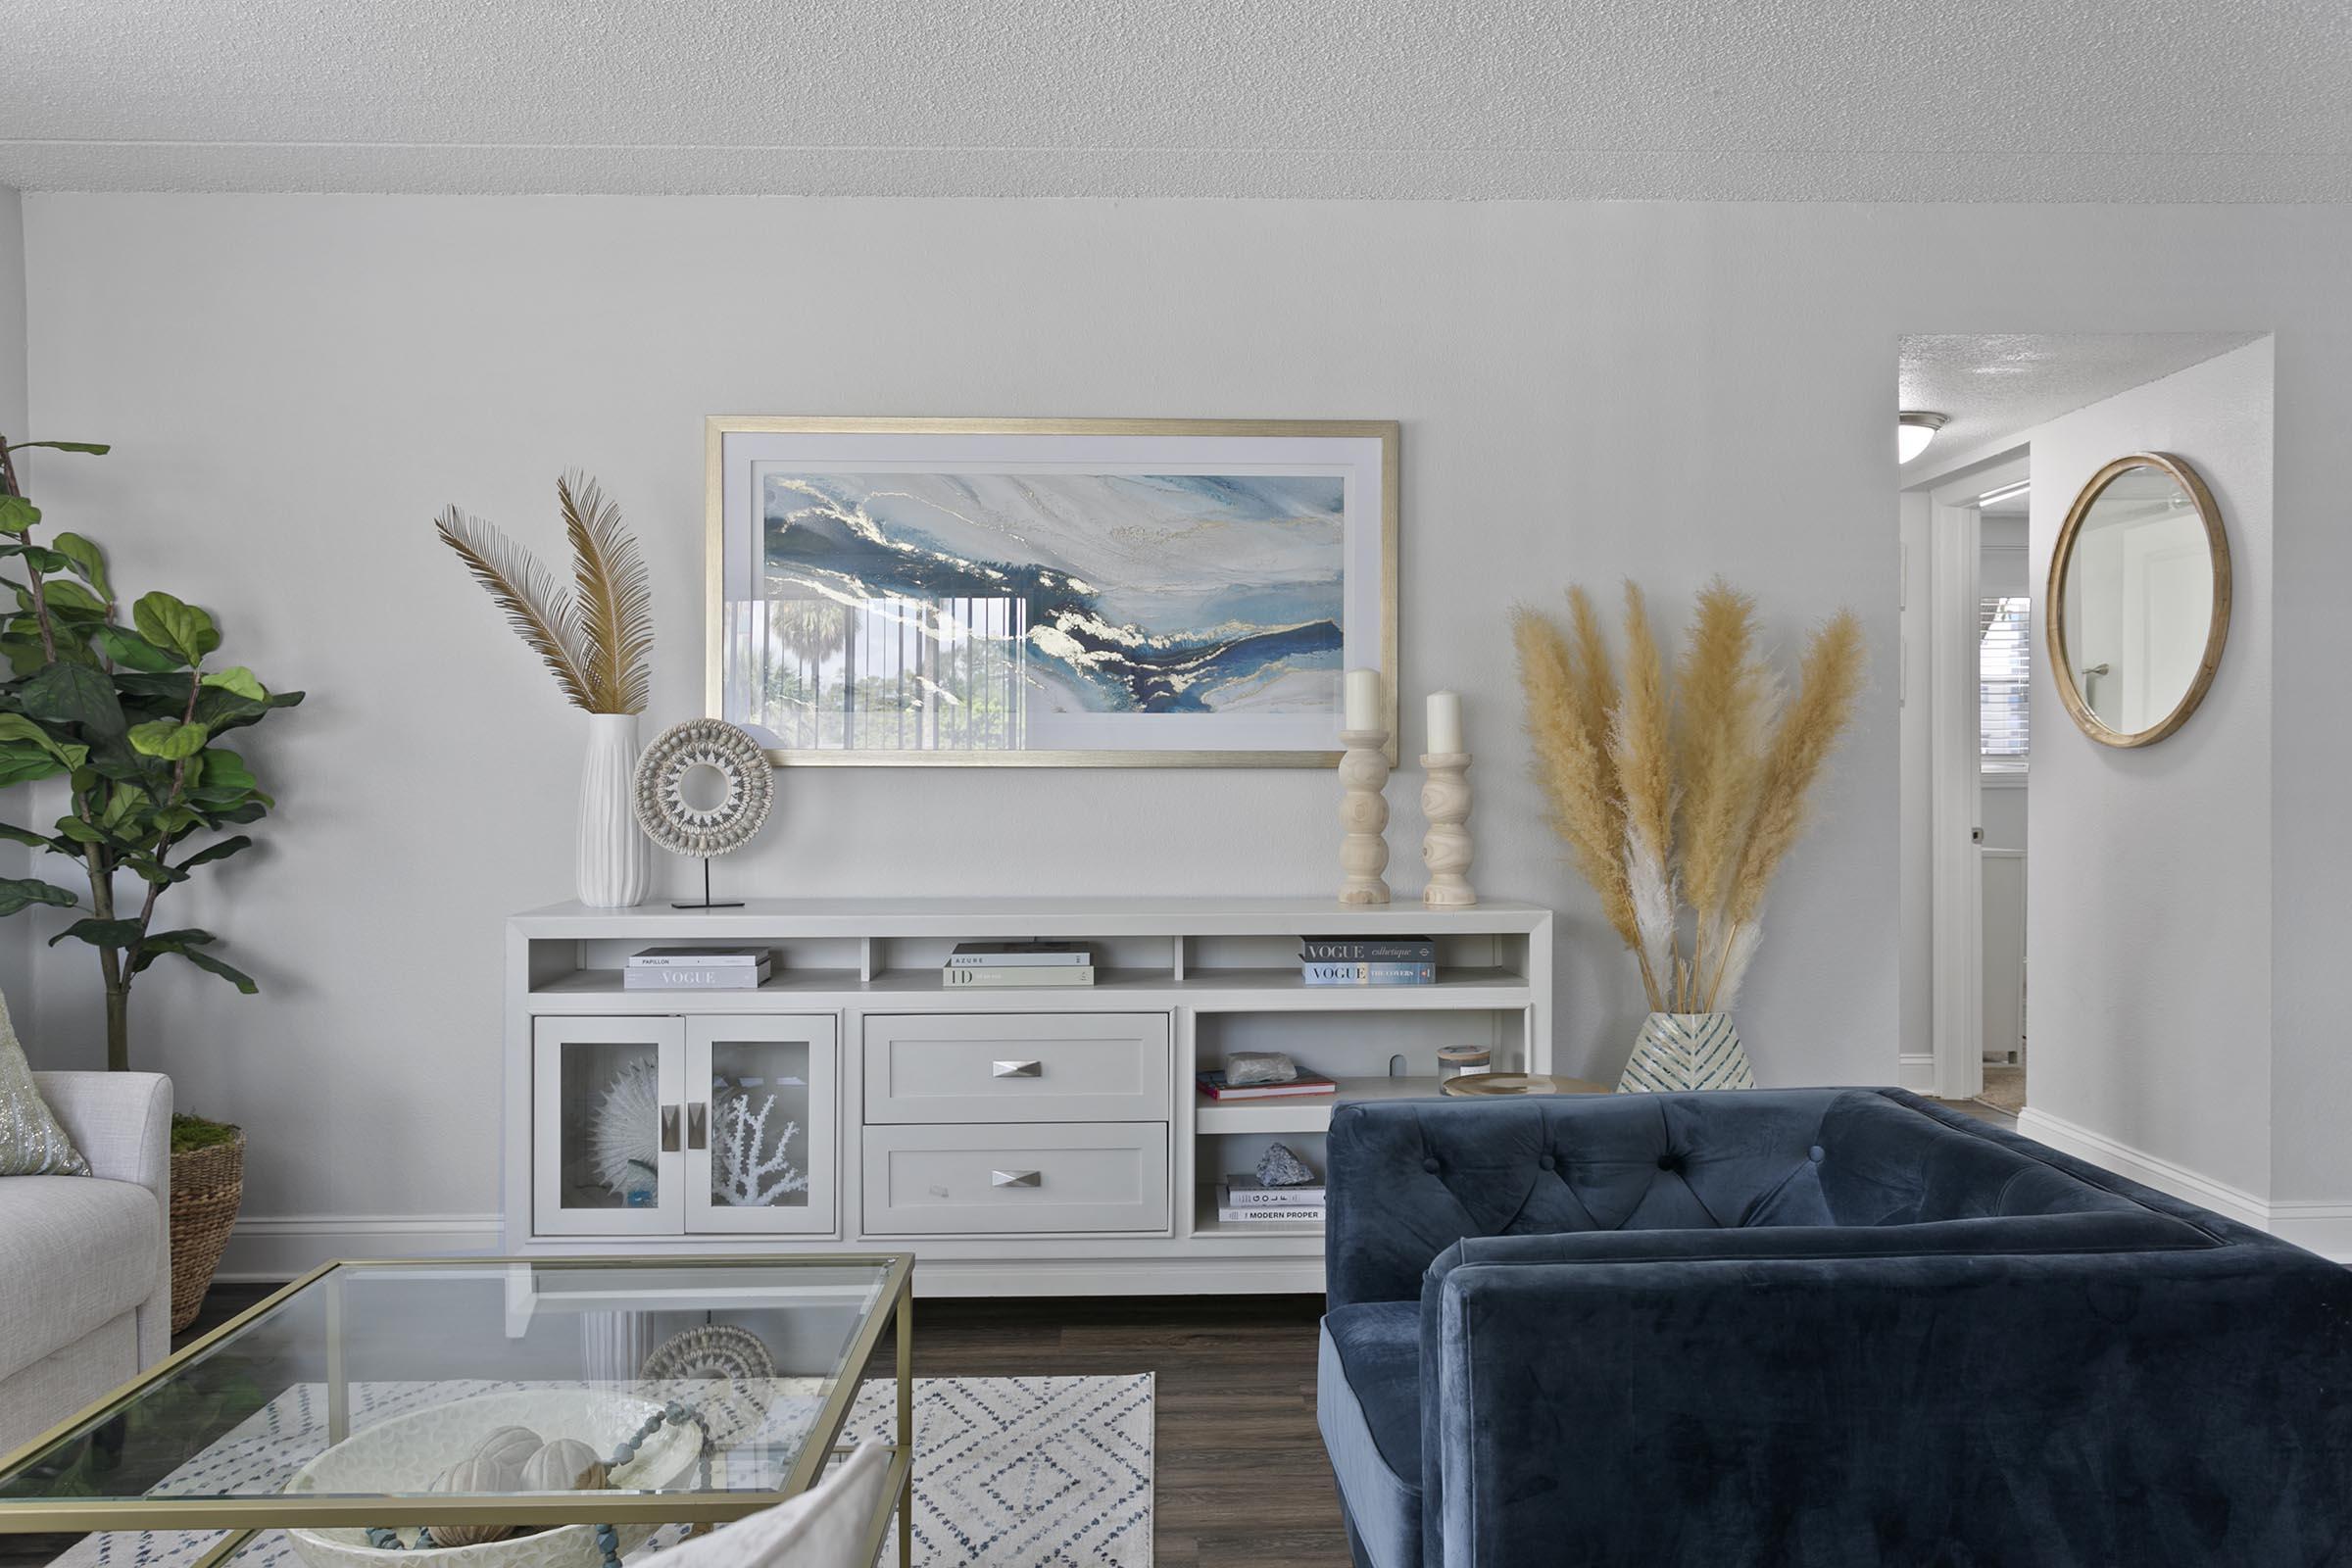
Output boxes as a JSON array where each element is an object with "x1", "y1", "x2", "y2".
[
  {"x1": 1618, "y1": 1011, "x2": 1755, "y2": 1093},
  {"x1": 576, "y1": 712, "x2": 649, "y2": 908}
]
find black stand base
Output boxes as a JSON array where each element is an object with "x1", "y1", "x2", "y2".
[{"x1": 670, "y1": 858, "x2": 743, "y2": 910}]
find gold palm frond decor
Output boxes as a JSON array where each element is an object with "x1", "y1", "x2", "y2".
[
  {"x1": 435, "y1": 472, "x2": 652, "y2": 714},
  {"x1": 1515, "y1": 580, "x2": 1864, "y2": 1014}
]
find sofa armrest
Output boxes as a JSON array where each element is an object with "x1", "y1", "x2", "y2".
[
  {"x1": 32, "y1": 1070, "x2": 172, "y2": 1366},
  {"x1": 1426, "y1": 1244, "x2": 2352, "y2": 1568}
]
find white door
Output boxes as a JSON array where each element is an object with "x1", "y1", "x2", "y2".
[
  {"x1": 686, "y1": 1015, "x2": 839, "y2": 1235},
  {"x1": 532, "y1": 1016, "x2": 687, "y2": 1237}
]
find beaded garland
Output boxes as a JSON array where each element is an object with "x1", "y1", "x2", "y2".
[{"x1": 363, "y1": 1401, "x2": 704, "y2": 1568}]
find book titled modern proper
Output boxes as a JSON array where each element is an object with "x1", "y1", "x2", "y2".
[
  {"x1": 1301, "y1": 961, "x2": 1437, "y2": 986},
  {"x1": 945, "y1": 942, "x2": 1093, "y2": 968},
  {"x1": 1216, "y1": 1205, "x2": 1324, "y2": 1223},
  {"x1": 1196, "y1": 1069, "x2": 1338, "y2": 1101},
  {"x1": 629, "y1": 945, "x2": 773, "y2": 967},
  {"x1": 624, "y1": 959, "x2": 773, "y2": 990},
  {"x1": 1299, "y1": 936, "x2": 1437, "y2": 964},
  {"x1": 941, "y1": 964, "x2": 1097, "y2": 988}
]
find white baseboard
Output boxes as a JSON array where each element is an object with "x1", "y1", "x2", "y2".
[
  {"x1": 217, "y1": 1212, "x2": 502, "y2": 1283},
  {"x1": 1897, "y1": 1054, "x2": 1936, "y2": 1093},
  {"x1": 2015, "y1": 1107, "x2": 2351, "y2": 1261}
]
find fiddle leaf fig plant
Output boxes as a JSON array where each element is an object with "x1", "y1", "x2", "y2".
[{"x1": 0, "y1": 434, "x2": 303, "y2": 1072}]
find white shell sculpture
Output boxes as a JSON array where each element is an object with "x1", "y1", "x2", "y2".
[
  {"x1": 590, "y1": 1060, "x2": 662, "y2": 1201},
  {"x1": 468, "y1": 1427, "x2": 543, "y2": 1475},
  {"x1": 518, "y1": 1438, "x2": 607, "y2": 1494},
  {"x1": 426, "y1": 1454, "x2": 522, "y2": 1546},
  {"x1": 630, "y1": 719, "x2": 773, "y2": 858}
]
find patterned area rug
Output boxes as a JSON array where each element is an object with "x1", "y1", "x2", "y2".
[{"x1": 45, "y1": 1375, "x2": 1152, "y2": 1568}]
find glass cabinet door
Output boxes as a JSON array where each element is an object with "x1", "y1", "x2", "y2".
[
  {"x1": 532, "y1": 1016, "x2": 686, "y2": 1236},
  {"x1": 686, "y1": 1015, "x2": 838, "y2": 1234}
]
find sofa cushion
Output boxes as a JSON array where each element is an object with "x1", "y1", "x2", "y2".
[
  {"x1": 0, "y1": 1175, "x2": 163, "y2": 1380},
  {"x1": 1816, "y1": 1093, "x2": 2156, "y2": 1224},
  {"x1": 1318, "y1": 1303, "x2": 1422, "y2": 1568}
]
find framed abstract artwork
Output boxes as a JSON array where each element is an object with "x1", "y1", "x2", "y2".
[{"x1": 705, "y1": 417, "x2": 1397, "y2": 766}]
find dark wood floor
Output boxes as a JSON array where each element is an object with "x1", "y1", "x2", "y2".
[{"x1": 180, "y1": 1286, "x2": 1350, "y2": 1568}]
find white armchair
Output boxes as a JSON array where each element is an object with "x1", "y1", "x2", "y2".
[{"x1": 0, "y1": 1070, "x2": 172, "y2": 1452}]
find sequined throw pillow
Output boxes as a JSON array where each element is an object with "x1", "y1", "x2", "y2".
[{"x1": 0, "y1": 993, "x2": 89, "y2": 1176}]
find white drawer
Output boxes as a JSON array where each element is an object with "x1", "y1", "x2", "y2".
[
  {"x1": 862, "y1": 1012, "x2": 1170, "y2": 1124},
  {"x1": 861, "y1": 1122, "x2": 1169, "y2": 1235}
]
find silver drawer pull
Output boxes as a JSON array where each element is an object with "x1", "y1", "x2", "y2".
[
  {"x1": 686, "y1": 1102, "x2": 708, "y2": 1151},
  {"x1": 660, "y1": 1104, "x2": 681, "y2": 1153},
  {"x1": 991, "y1": 1169, "x2": 1043, "y2": 1189},
  {"x1": 992, "y1": 1059, "x2": 1043, "y2": 1078}
]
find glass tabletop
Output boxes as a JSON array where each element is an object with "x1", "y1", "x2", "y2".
[{"x1": 0, "y1": 1255, "x2": 911, "y2": 1531}]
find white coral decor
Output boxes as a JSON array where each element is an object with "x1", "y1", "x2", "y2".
[{"x1": 711, "y1": 1088, "x2": 808, "y2": 1207}]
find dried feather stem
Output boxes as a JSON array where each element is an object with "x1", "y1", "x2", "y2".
[
  {"x1": 1612, "y1": 582, "x2": 1676, "y2": 1006},
  {"x1": 559, "y1": 471, "x2": 654, "y2": 715},
  {"x1": 434, "y1": 506, "x2": 595, "y2": 709},
  {"x1": 1673, "y1": 580, "x2": 1772, "y2": 994}
]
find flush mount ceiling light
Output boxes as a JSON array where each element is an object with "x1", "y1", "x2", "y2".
[{"x1": 1899, "y1": 411, "x2": 1949, "y2": 464}]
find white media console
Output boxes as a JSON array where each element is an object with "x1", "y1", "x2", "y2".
[{"x1": 504, "y1": 897, "x2": 1553, "y2": 1295}]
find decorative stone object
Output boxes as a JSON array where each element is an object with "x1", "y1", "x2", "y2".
[
  {"x1": 1225, "y1": 1052, "x2": 1298, "y2": 1088},
  {"x1": 427, "y1": 1454, "x2": 524, "y2": 1546},
  {"x1": 519, "y1": 1438, "x2": 608, "y2": 1494},
  {"x1": 1256, "y1": 1142, "x2": 1318, "y2": 1188},
  {"x1": 1337, "y1": 728, "x2": 1394, "y2": 905},
  {"x1": 469, "y1": 1426, "x2": 544, "y2": 1475},
  {"x1": 631, "y1": 718, "x2": 775, "y2": 859}
]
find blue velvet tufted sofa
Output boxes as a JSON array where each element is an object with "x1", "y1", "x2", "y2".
[{"x1": 1317, "y1": 1087, "x2": 2352, "y2": 1568}]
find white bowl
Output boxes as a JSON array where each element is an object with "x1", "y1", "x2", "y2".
[{"x1": 283, "y1": 1390, "x2": 702, "y2": 1568}]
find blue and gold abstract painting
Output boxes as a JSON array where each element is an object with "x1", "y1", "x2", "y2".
[{"x1": 747, "y1": 469, "x2": 1349, "y2": 753}]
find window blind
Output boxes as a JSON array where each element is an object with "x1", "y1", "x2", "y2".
[{"x1": 1980, "y1": 595, "x2": 2031, "y2": 773}]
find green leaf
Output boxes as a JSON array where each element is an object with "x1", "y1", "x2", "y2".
[
  {"x1": 49, "y1": 533, "x2": 111, "y2": 599},
  {"x1": 175, "y1": 834, "x2": 253, "y2": 870},
  {"x1": 36, "y1": 578, "x2": 106, "y2": 615},
  {"x1": 47, "y1": 916, "x2": 144, "y2": 951},
  {"x1": 0, "y1": 877, "x2": 78, "y2": 916},
  {"x1": 200, "y1": 666, "x2": 266, "y2": 701},
  {"x1": 52, "y1": 815, "x2": 108, "y2": 845},
  {"x1": 20, "y1": 661, "x2": 126, "y2": 737},
  {"x1": 0, "y1": 750, "x2": 69, "y2": 788},
  {"x1": 97, "y1": 626, "x2": 185, "y2": 672},
  {"x1": 171, "y1": 946, "x2": 259, "y2": 994},
  {"x1": 98, "y1": 783, "x2": 149, "y2": 830},
  {"x1": 196, "y1": 748, "x2": 257, "y2": 793},
  {"x1": 128, "y1": 717, "x2": 211, "y2": 760},
  {"x1": 0, "y1": 497, "x2": 38, "y2": 536},
  {"x1": 0, "y1": 822, "x2": 59, "y2": 850},
  {"x1": 3, "y1": 441, "x2": 109, "y2": 455},
  {"x1": 8, "y1": 547, "x2": 71, "y2": 573},
  {"x1": 132, "y1": 593, "x2": 220, "y2": 665},
  {"x1": 0, "y1": 713, "x2": 86, "y2": 769}
]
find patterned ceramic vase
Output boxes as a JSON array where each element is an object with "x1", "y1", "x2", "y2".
[
  {"x1": 1618, "y1": 1011, "x2": 1755, "y2": 1093},
  {"x1": 576, "y1": 712, "x2": 649, "y2": 908}
]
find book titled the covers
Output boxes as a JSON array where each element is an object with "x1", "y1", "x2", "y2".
[{"x1": 1302, "y1": 961, "x2": 1437, "y2": 986}]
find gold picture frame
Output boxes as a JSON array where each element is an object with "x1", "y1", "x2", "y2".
[{"x1": 705, "y1": 416, "x2": 1399, "y2": 767}]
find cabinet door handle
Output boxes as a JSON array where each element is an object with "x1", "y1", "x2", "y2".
[
  {"x1": 990, "y1": 1169, "x2": 1042, "y2": 1189},
  {"x1": 660, "y1": 1104, "x2": 681, "y2": 1153},
  {"x1": 687, "y1": 1102, "x2": 708, "y2": 1151},
  {"x1": 992, "y1": 1059, "x2": 1043, "y2": 1078}
]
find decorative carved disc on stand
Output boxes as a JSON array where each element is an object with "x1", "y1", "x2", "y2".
[
  {"x1": 631, "y1": 719, "x2": 773, "y2": 858},
  {"x1": 640, "y1": 1323, "x2": 779, "y2": 1383}
]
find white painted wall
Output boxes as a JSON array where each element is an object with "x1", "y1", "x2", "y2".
[
  {"x1": 2023, "y1": 339, "x2": 2274, "y2": 1198},
  {"x1": 1895, "y1": 493, "x2": 1932, "y2": 1081},
  {"x1": 17, "y1": 198, "x2": 2349, "y2": 1255},
  {"x1": 0, "y1": 188, "x2": 31, "y2": 1019}
]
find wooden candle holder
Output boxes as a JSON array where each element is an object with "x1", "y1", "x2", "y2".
[
  {"x1": 1420, "y1": 751, "x2": 1477, "y2": 907},
  {"x1": 1337, "y1": 728, "x2": 1393, "y2": 906}
]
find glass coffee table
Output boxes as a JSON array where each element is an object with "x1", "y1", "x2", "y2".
[{"x1": 0, "y1": 1255, "x2": 915, "y2": 1568}]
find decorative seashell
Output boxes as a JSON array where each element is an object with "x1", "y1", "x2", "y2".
[
  {"x1": 519, "y1": 1437, "x2": 608, "y2": 1493},
  {"x1": 468, "y1": 1425, "x2": 544, "y2": 1474},
  {"x1": 425, "y1": 1454, "x2": 521, "y2": 1547}
]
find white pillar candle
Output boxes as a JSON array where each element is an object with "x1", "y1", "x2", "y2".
[
  {"x1": 1427, "y1": 690, "x2": 1464, "y2": 754},
  {"x1": 1345, "y1": 667, "x2": 1382, "y2": 733}
]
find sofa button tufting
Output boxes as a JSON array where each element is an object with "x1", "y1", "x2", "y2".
[
  {"x1": 1810, "y1": 1146, "x2": 1826, "y2": 1163},
  {"x1": 1538, "y1": 1153, "x2": 1556, "y2": 1170},
  {"x1": 1423, "y1": 1156, "x2": 1441, "y2": 1173},
  {"x1": 1657, "y1": 1152, "x2": 1683, "y2": 1172}
]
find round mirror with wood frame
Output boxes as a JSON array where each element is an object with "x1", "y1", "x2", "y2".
[{"x1": 2045, "y1": 451, "x2": 2230, "y2": 749}]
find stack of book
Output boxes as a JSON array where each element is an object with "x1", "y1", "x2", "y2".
[
  {"x1": 1299, "y1": 935, "x2": 1437, "y2": 986},
  {"x1": 1195, "y1": 1068, "x2": 1337, "y2": 1100},
  {"x1": 942, "y1": 941, "x2": 1095, "y2": 988},
  {"x1": 624, "y1": 946, "x2": 773, "y2": 990},
  {"x1": 1216, "y1": 1172, "x2": 1326, "y2": 1224}
]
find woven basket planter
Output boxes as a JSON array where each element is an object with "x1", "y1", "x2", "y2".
[{"x1": 169, "y1": 1130, "x2": 246, "y2": 1333}]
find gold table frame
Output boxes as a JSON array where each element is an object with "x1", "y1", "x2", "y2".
[{"x1": 0, "y1": 1255, "x2": 916, "y2": 1568}]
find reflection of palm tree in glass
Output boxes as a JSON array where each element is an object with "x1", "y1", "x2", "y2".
[{"x1": 763, "y1": 598, "x2": 853, "y2": 745}]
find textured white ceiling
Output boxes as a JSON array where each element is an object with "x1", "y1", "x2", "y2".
[
  {"x1": 4, "y1": 0, "x2": 2350, "y2": 198},
  {"x1": 1897, "y1": 332, "x2": 2265, "y2": 467}
]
